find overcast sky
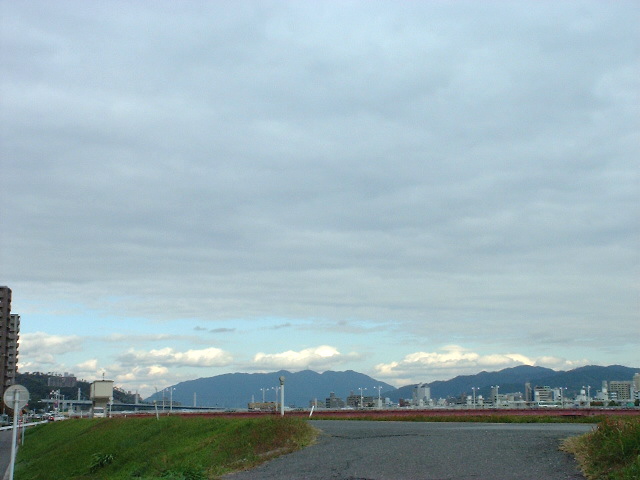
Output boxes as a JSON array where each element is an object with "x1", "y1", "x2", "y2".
[{"x1": 1, "y1": 1, "x2": 638, "y2": 397}]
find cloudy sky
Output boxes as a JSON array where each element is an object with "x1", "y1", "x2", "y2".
[{"x1": 1, "y1": 1, "x2": 638, "y2": 397}]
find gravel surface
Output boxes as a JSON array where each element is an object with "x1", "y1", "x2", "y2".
[{"x1": 222, "y1": 420, "x2": 593, "y2": 480}]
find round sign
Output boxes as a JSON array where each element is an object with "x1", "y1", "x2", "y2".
[{"x1": 3, "y1": 385, "x2": 29, "y2": 410}]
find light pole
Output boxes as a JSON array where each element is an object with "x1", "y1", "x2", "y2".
[
  {"x1": 170, "y1": 388, "x2": 174, "y2": 413},
  {"x1": 260, "y1": 387, "x2": 267, "y2": 403},
  {"x1": 587, "y1": 385, "x2": 591, "y2": 407},
  {"x1": 279, "y1": 376, "x2": 285, "y2": 416},
  {"x1": 374, "y1": 386, "x2": 382, "y2": 408},
  {"x1": 359, "y1": 388, "x2": 367, "y2": 409},
  {"x1": 472, "y1": 387, "x2": 478, "y2": 409}
]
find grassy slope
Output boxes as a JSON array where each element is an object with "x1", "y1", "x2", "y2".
[
  {"x1": 15, "y1": 416, "x2": 317, "y2": 480},
  {"x1": 561, "y1": 417, "x2": 640, "y2": 480}
]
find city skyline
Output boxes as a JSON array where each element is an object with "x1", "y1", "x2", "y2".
[{"x1": 1, "y1": 1, "x2": 638, "y2": 397}]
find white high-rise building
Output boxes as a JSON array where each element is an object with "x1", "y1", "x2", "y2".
[{"x1": 412, "y1": 383, "x2": 431, "y2": 406}]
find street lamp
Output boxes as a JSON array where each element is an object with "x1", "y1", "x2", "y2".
[
  {"x1": 373, "y1": 386, "x2": 382, "y2": 408},
  {"x1": 260, "y1": 387, "x2": 267, "y2": 403},
  {"x1": 279, "y1": 376, "x2": 285, "y2": 416},
  {"x1": 170, "y1": 388, "x2": 175, "y2": 413},
  {"x1": 359, "y1": 387, "x2": 367, "y2": 409}
]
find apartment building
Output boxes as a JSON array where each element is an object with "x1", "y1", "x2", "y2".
[
  {"x1": 0, "y1": 286, "x2": 20, "y2": 401},
  {"x1": 609, "y1": 381, "x2": 633, "y2": 402}
]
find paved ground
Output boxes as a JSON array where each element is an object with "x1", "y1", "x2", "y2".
[
  {"x1": 0, "y1": 430, "x2": 13, "y2": 480},
  {"x1": 223, "y1": 421, "x2": 593, "y2": 480}
]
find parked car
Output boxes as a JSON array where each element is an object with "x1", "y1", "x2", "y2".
[{"x1": 92, "y1": 407, "x2": 106, "y2": 418}]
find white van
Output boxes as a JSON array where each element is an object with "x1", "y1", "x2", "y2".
[{"x1": 92, "y1": 407, "x2": 106, "y2": 418}]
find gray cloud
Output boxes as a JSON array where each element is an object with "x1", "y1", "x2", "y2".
[{"x1": 2, "y1": 1, "x2": 638, "y2": 370}]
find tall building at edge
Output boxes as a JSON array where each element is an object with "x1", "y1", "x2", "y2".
[{"x1": 0, "y1": 286, "x2": 20, "y2": 401}]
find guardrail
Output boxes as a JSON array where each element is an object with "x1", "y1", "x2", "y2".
[{"x1": 0, "y1": 420, "x2": 48, "y2": 432}]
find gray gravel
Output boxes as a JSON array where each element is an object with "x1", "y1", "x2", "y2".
[{"x1": 222, "y1": 420, "x2": 593, "y2": 480}]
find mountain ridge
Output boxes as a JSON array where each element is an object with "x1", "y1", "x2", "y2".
[
  {"x1": 146, "y1": 364, "x2": 639, "y2": 408},
  {"x1": 388, "y1": 364, "x2": 639, "y2": 402}
]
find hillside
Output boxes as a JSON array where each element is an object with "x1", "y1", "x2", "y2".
[
  {"x1": 387, "y1": 364, "x2": 640, "y2": 402},
  {"x1": 141, "y1": 365, "x2": 640, "y2": 409},
  {"x1": 16, "y1": 416, "x2": 315, "y2": 479},
  {"x1": 146, "y1": 369, "x2": 396, "y2": 408},
  {"x1": 15, "y1": 372, "x2": 138, "y2": 411}
]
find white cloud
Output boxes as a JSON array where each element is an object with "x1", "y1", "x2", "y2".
[
  {"x1": 18, "y1": 332, "x2": 83, "y2": 368},
  {"x1": 374, "y1": 345, "x2": 589, "y2": 385},
  {"x1": 3, "y1": 1, "x2": 639, "y2": 387},
  {"x1": 252, "y1": 345, "x2": 357, "y2": 371},
  {"x1": 117, "y1": 347, "x2": 233, "y2": 368},
  {"x1": 103, "y1": 333, "x2": 175, "y2": 343},
  {"x1": 114, "y1": 365, "x2": 169, "y2": 383}
]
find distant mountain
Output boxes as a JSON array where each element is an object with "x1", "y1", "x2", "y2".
[
  {"x1": 146, "y1": 370, "x2": 396, "y2": 408},
  {"x1": 386, "y1": 365, "x2": 556, "y2": 401},
  {"x1": 145, "y1": 364, "x2": 639, "y2": 409},
  {"x1": 386, "y1": 364, "x2": 640, "y2": 402}
]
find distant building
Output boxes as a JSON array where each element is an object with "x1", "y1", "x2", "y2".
[
  {"x1": 533, "y1": 386, "x2": 554, "y2": 403},
  {"x1": 325, "y1": 392, "x2": 345, "y2": 409},
  {"x1": 0, "y1": 286, "x2": 20, "y2": 401},
  {"x1": 633, "y1": 374, "x2": 640, "y2": 400},
  {"x1": 48, "y1": 373, "x2": 78, "y2": 388},
  {"x1": 524, "y1": 383, "x2": 532, "y2": 403},
  {"x1": 346, "y1": 391, "x2": 375, "y2": 408},
  {"x1": 248, "y1": 401, "x2": 277, "y2": 411},
  {"x1": 609, "y1": 381, "x2": 633, "y2": 402},
  {"x1": 412, "y1": 383, "x2": 431, "y2": 407},
  {"x1": 594, "y1": 381, "x2": 609, "y2": 402}
]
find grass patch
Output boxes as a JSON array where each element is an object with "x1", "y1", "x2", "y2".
[
  {"x1": 15, "y1": 415, "x2": 317, "y2": 480},
  {"x1": 561, "y1": 417, "x2": 640, "y2": 480}
]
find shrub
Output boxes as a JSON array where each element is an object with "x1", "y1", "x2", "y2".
[{"x1": 562, "y1": 417, "x2": 640, "y2": 480}]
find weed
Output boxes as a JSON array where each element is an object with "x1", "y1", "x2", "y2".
[
  {"x1": 562, "y1": 416, "x2": 640, "y2": 480},
  {"x1": 89, "y1": 452, "x2": 115, "y2": 473}
]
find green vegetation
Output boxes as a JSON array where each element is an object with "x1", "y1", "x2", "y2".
[
  {"x1": 16, "y1": 415, "x2": 317, "y2": 480},
  {"x1": 562, "y1": 417, "x2": 640, "y2": 480}
]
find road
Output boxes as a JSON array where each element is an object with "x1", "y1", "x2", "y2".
[
  {"x1": 1, "y1": 430, "x2": 13, "y2": 480},
  {"x1": 223, "y1": 420, "x2": 593, "y2": 480}
]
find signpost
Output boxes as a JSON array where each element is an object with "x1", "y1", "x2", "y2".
[{"x1": 3, "y1": 384, "x2": 29, "y2": 480}]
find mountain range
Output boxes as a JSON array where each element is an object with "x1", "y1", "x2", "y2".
[
  {"x1": 146, "y1": 364, "x2": 639, "y2": 408},
  {"x1": 147, "y1": 370, "x2": 396, "y2": 409}
]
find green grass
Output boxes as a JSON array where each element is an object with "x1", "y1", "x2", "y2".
[
  {"x1": 561, "y1": 417, "x2": 640, "y2": 480},
  {"x1": 15, "y1": 415, "x2": 317, "y2": 480}
]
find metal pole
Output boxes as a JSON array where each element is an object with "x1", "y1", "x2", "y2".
[
  {"x1": 9, "y1": 392, "x2": 19, "y2": 480},
  {"x1": 21, "y1": 414, "x2": 25, "y2": 445},
  {"x1": 279, "y1": 376, "x2": 285, "y2": 416},
  {"x1": 280, "y1": 384, "x2": 284, "y2": 416}
]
